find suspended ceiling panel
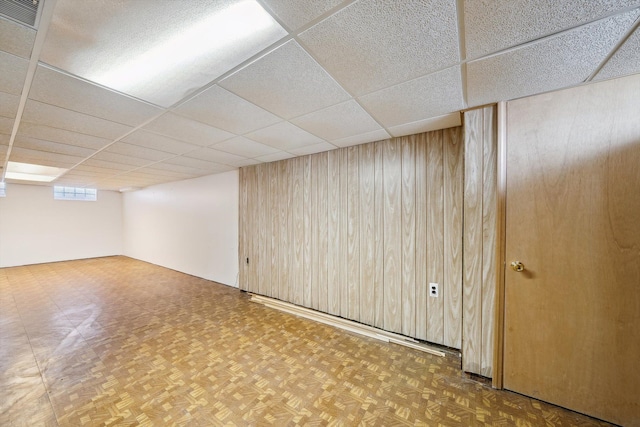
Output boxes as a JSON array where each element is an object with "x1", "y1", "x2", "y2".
[
  {"x1": 182, "y1": 147, "x2": 246, "y2": 165},
  {"x1": 12, "y1": 136, "x2": 98, "y2": 158},
  {"x1": 464, "y1": 0, "x2": 640, "y2": 59},
  {"x1": 9, "y1": 147, "x2": 84, "y2": 168},
  {"x1": 387, "y1": 113, "x2": 461, "y2": 138},
  {"x1": 0, "y1": 116, "x2": 15, "y2": 134},
  {"x1": 359, "y1": 66, "x2": 464, "y2": 128},
  {"x1": 142, "y1": 113, "x2": 234, "y2": 147},
  {"x1": 122, "y1": 130, "x2": 199, "y2": 155},
  {"x1": 40, "y1": 0, "x2": 288, "y2": 107},
  {"x1": 174, "y1": 85, "x2": 280, "y2": 134},
  {"x1": 103, "y1": 142, "x2": 175, "y2": 162},
  {"x1": 0, "y1": 50, "x2": 29, "y2": 95},
  {"x1": 245, "y1": 121, "x2": 325, "y2": 151},
  {"x1": 91, "y1": 151, "x2": 157, "y2": 168},
  {"x1": 595, "y1": 24, "x2": 640, "y2": 81},
  {"x1": 299, "y1": 0, "x2": 460, "y2": 96},
  {"x1": 466, "y1": 10, "x2": 640, "y2": 107},
  {"x1": 332, "y1": 128, "x2": 391, "y2": 148},
  {"x1": 0, "y1": 91, "x2": 19, "y2": 119},
  {"x1": 261, "y1": 0, "x2": 344, "y2": 30},
  {"x1": 220, "y1": 40, "x2": 350, "y2": 119},
  {"x1": 288, "y1": 141, "x2": 339, "y2": 156},
  {"x1": 16, "y1": 123, "x2": 113, "y2": 150},
  {"x1": 211, "y1": 136, "x2": 280, "y2": 158},
  {"x1": 254, "y1": 151, "x2": 295, "y2": 163},
  {"x1": 291, "y1": 100, "x2": 382, "y2": 141},
  {"x1": 0, "y1": 15, "x2": 35, "y2": 58}
]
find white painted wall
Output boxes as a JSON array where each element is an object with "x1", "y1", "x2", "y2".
[
  {"x1": 0, "y1": 183, "x2": 123, "y2": 267},
  {"x1": 122, "y1": 171, "x2": 239, "y2": 287}
]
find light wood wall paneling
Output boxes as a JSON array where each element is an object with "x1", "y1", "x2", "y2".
[
  {"x1": 257, "y1": 163, "x2": 270, "y2": 296},
  {"x1": 359, "y1": 142, "x2": 376, "y2": 326},
  {"x1": 327, "y1": 150, "x2": 341, "y2": 316},
  {"x1": 383, "y1": 138, "x2": 402, "y2": 333},
  {"x1": 316, "y1": 152, "x2": 329, "y2": 313},
  {"x1": 269, "y1": 162, "x2": 280, "y2": 299},
  {"x1": 238, "y1": 167, "x2": 247, "y2": 290},
  {"x1": 278, "y1": 160, "x2": 291, "y2": 302},
  {"x1": 463, "y1": 108, "x2": 485, "y2": 374},
  {"x1": 246, "y1": 165, "x2": 258, "y2": 293},
  {"x1": 426, "y1": 131, "x2": 445, "y2": 345},
  {"x1": 292, "y1": 157, "x2": 305, "y2": 306},
  {"x1": 414, "y1": 134, "x2": 429, "y2": 340},
  {"x1": 347, "y1": 146, "x2": 360, "y2": 321},
  {"x1": 303, "y1": 156, "x2": 313, "y2": 308},
  {"x1": 310, "y1": 155, "x2": 319, "y2": 310},
  {"x1": 373, "y1": 142, "x2": 385, "y2": 329},
  {"x1": 339, "y1": 148, "x2": 349, "y2": 318},
  {"x1": 401, "y1": 136, "x2": 416, "y2": 337},
  {"x1": 444, "y1": 127, "x2": 463, "y2": 349},
  {"x1": 481, "y1": 107, "x2": 498, "y2": 378}
]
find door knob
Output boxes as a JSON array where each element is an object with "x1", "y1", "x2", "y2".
[{"x1": 510, "y1": 261, "x2": 525, "y2": 272}]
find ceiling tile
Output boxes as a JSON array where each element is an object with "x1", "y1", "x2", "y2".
[
  {"x1": 125, "y1": 169, "x2": 195, "y2": 180},
  {"x1": 0, "y1": 91, "x2": 19, "y2": 119},
  {"x1": 299, "y1": 0, "x2": 459, "y2": 96},
  {"x1": 163, "y1": 155, "x2": 228, "y2": 172},
  {"x1": 466, "y1": 10, "x2": 640, "y2": 107},
  {"x1": 16, "y1": 123, "x2": 113, "y2": 150},
  {"x1": 359, "y1": 66, "x2": 464, "y2": 128},
  {"x1": 0, "y1": 17, "x2": 36, "y2": 59},
  {"x1": 464, "y1": 0, "x2": 640, "y2": 59},
  {"x1": 245, "y1": 121, "x2": 325, "y2": 150},
  {"x1": 229, "y1": 158, "x2": 263, "y2": 167},
  {"x1": 148, "y1": 160, "x2": 227, "y2": 175},
  {"x1": 82, "y1": 158, "x2": 138, "y2": 171},
  {"x1": 74, "y1": 164, "x2": 128, "y2": 175},
  {"x1": 254, "y1": 151, "x2": 295, "y2": 162},
  {"x1": 9, "y1": 147, "x2": 84, "y2": 167},
  {"x1": 220, "y1": 40, "x2": 350, "y2": 119},
  {"x1": 12, "y1": 135, "x2": 97, "y2": 157},
  {"x1": 332, "y1": 129, "x2": 391, "y2": 148},
  {"x1": 175, "y1": 85, "x2": 280, "y2": 134},
  {"x1": 291, "y1": 100, "x2": 382, "y2": 141},
  {"x1": 387, "y1": 112, "x2": 462, "y2": 138},
  {"x1": 0, "y1": 116, "x2": 13, "y2": 133},
  {"x1": 212, "y1": 136, "x2": 279, "y2": 158},
  {"x1": 29, "y1": 66, "x2": 162, "y2": 127},
  {"x1": 142, "y1": 113, "x2": 234, "y2": 146},
  {"x1": 41, "y1": 0, "x2": 288, "y2": 107},
  {"x1": 595, "y1": 24, "x2": 640, "y2": 81},
  {"x1": 261, "y1": 0, "x2": 344, "y2": 30},
  {"x1": 0, "y1": 50, "x2": 29, "y2": 95},
  {"x1": 104, "y1": 142, "x2": 175, "y2": 162},
  {"x1": 91, "y1": 151, "x2": 156, "y2": 167},
  {"x1": 123, "y1": 130, "x2": 199, "y2": 154},
  {"x1": 183, "y1": 147, "x2": 246, "y2": 164},
  {"x1": 0, "y1": 144, "x2": 8, "y2": 157},
  {"x1": 287, "y1": 141, "x2": 337, "y2": 155},
  {"x1": 22, "y1": 100, "x2": 133, "y2": 140}
]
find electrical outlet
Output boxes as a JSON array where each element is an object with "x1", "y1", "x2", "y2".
[{"x1": 429, "y1": 283, "x2": 439, "y2": 298}]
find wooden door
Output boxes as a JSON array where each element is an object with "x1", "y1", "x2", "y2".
[{"x1": 503, "y1": 74, "x2": 640, "y2": 426}]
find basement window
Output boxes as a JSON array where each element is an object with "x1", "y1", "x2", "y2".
[
  {"x1": 0, "y1": 182, "x2": 5, "y2": 197},
  {"x1": 54, "y1": 186, "x2": 97, "y2": 201}
]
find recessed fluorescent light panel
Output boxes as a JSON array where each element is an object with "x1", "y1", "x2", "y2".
[
  {"x1": 41, "y1": 0, "x2": 287, "y2": 107},
  {"x1": 5, "y1": 162, "x2": 68, "y2": 182}
]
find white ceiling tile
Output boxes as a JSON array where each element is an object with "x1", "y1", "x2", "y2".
[
  {"x1": 29, "y1": 66, "x2": 162, "y2": 126},
  {"x1": 142, "y1": 112, "x2": 234, "y2": 146},
  {"x1": 0, "y1": 50, "x2": 29, "y2": 95},
  {"x1": 261, "y1": 0, "x2": 344, "y2": 30},
  {"x1": 359, "y1": 66, "x2": 464, "y2": 128},
  {"x1": 123, "y1": 130, "x2": 199, "y2": 154},
  {"x1": 299, "y1": 0, "x2": 460, "y2": 96},
  {"x1": 41, "y1": 0, "x2": 287, "y2": 107},
  {"x1": 595, "y1": 25, "x2": 640, "y2": 81},
  {"x1": 464, "y1": 0, "x2": 640, "y2": 59},
  {"x1": 147, "y1": 161, "x2": 218, "y2": 175},
  {"x1": 466, "y1": 10, "x2": 640, "y2": 107},
  {"x1": 332, "y1": 129, "x2": 391, "y2": 148},
  {"x1": 0, "y1": 91, "x2": 19, "y2": 119},
  {"x1": 0, "y1": 16, "x2": 36, "y2": 59},
  {"x1": 175, "y1": 85, "x2": 280, "y2": 134},
  {"x1": 183, "y1": 147, "x2": 246, "y2": 164},
  {"x1": 9, "y1": 147, "x2": 84, "y2": 167},
  {"x1": 0, "y1": 116, "x2": 13, "y2": 133},
  {"x1": 74, "y1": 164, "x2": 125, "y2": 175},
  {"x1": 125, "y1": 169, "x2": 196, "y2": 180},
  {"x1": 287, "y1": 141, "x2": 337, "y2": 155},
  {"x1": 291, "y1": 100, "x2": 382, "y2": 141},
  {"x1": 104, "y1": 142, "x2": 175, "y2": 162},
  {"x1": 254, "y1": 151, "x2": 295, "y2": 162},
  {"x1": 220, "y1": 40, "x2": 350, "y2": 119},
  {"x1": 82, "y1": 158, "x2": 138, "y2": 171},
  {"x1": 91, "y1": 151, "x2": 156, "y2": 167},
  {"x1": 13, "y1": 135, "x2": 97, "y2": 157},
  {"x1": 0, "y1": 144, "x2": 8, "y2": 157},
  {"x1": 22, "y1": 100, "x2": 133, "y2": 140},
  {"x1": 212, "y1": 136, "x2": 279, "y2": 158},
  {"x1": 229, "y1": 158, "x2": 262, "y2": 167},
  {"x1": 163, "y1": 155, "x2": 227, "y2": 172},
  {"x1": 245, "y1": 121, "x2": 325, "y2": 150},
  {"x1": 387, "y1": 112, "x2": 462, "y2": 138},
  {"x1": 16, "y1": 123, "x2": 112, "y2": 150}
]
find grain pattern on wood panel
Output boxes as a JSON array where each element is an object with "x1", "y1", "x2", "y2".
[
  {"x1": 414, "y1": 134, "x2": 429, "y2": 341},
  {"x1": 359, "y1": 143, "x2": 376, "y2": 326},
  {"x1": 292, "y1": 157, "x2": 304, "y2": 306},
  {"x1": 481, "y1": 106, "x2": 497, "y2": 377},
  {"x1": 347, "y1": 146, "x2": 360, "y2": 321},
  {"x1": 327, "y1": 150, "x2": 341, "y2": 315},
  {"x1": 316, "y1": 152, "x2": 329, "y2": 312},
  {"x1": 246, "y1": 165, "x2": 258, "y2": 293},
  {"x1": 401, "y1": 136, "x2": 416, "y2": 337},
  {"x1": 257, "y1": 163, "x2": 270, "y2": 296},
  {"x1": 310, "y1": 155, "x2": 319, "y2": 310},
  {"x1": 303, "y1": 156, "x2": 313, "y2": 308},
  {"x1": 269, "y1": 162, "x2": 280, "y2": 299},
  {"x1": 383, "y1": 139, "x2": 402, "y2": 333},
  {"x1": 339, "y1": 148, "x2": 349, "y2": 318},
  {"x1": 463, "y1": 109, "x2": 484, "y2": 374},
  {"x1": 373, "y1": 142, "x2": 385, "y2": 329},
  {"x1": 444, "y1": 127, "x2": 463, "y2": 350},
  {"x1": 426, "y1": 131, "x2": 444, "y2": 345},
  {"x1": 238, "y1": 168, "x2": 247, "y2": 291},
  {"x1": 279, "y1": 160, "x2": 291, "y2": 302}
]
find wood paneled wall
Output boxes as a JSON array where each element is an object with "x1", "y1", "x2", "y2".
[
  {"x1": 240, "y1": 130, "x2": 464, "y2": 347},
  {"x1": 462, "y1": 105, "x2": 498, "y2": 378}
]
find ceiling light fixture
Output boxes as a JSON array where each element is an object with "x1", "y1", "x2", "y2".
[{"x1": 5, "y1": 161, "x2": 68, "y2": 182}]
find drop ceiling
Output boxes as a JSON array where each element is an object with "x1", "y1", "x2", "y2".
[{"x1": 0, "y1": 0, "x2": 639, "y2": 191}]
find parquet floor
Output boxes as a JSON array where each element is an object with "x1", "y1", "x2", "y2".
[{"x1": 1, "y1": 257, "x2": 614, "y2": 426}]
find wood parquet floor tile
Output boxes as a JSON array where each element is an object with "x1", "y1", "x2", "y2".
[{"x1": 0, "y1": 257, "x2": 616, "y2": 426}]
